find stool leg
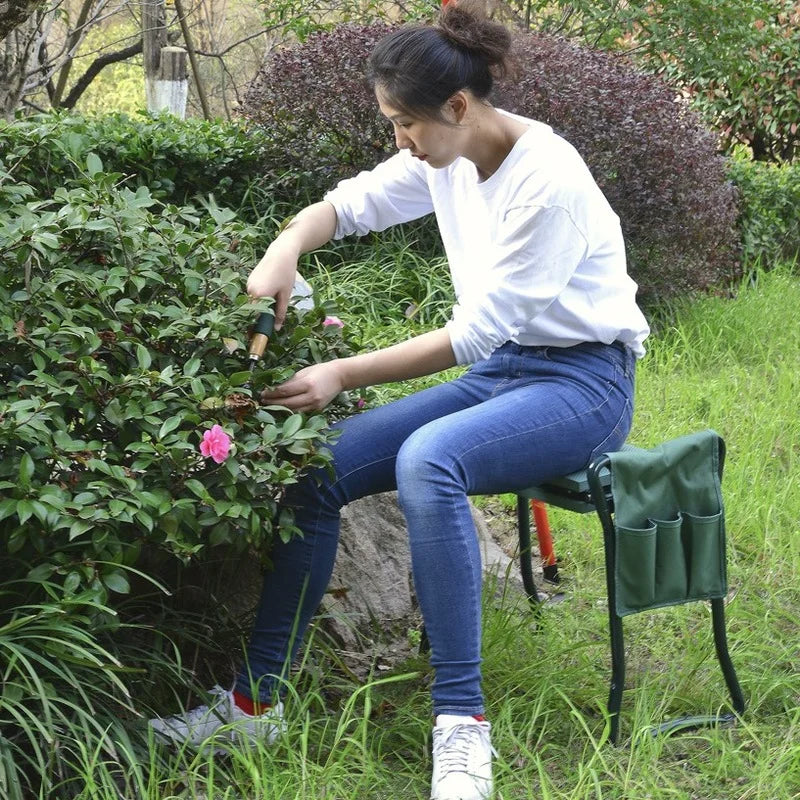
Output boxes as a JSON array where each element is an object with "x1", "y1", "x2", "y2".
[
  {"x1": 516, "y1": 495, "x2": 541, "y2": 606},
  {"x1": 711, "y1": 597, "x2": 746, "y2": 715},
  {"x1": 588, "y1": 458, "x2": 625, "y2": 744},
  {"x1": 532, "y1": 500, "x2": 560, "y2": 584}
]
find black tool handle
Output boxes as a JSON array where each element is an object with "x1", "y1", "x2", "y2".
[{"x1": 248, "y1": 312, "x2": 275, "y2": 363}]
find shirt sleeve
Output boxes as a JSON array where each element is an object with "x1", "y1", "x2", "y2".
[
  {"x1": 323, "y1": 150, "x2": 435, "y2": 239},
  {"x1": 445, "y1": 204, "x2": 588, "y2": 365}
]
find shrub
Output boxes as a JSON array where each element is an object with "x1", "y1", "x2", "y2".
[
  {"x1": 727, "y1": 155, "x2": 800, "y2": 266},
  {"x1": 239, "y1": 24, "x2": 741, "y2": 306},
  {"x1": 0, "y1": 157, "x2": 359, "y2": 613},
  {"x1": 0, "y1": 112, "x2": 272, "y2": 215},
  {"x1": 240, "y1": 23, "x2": 396, "y2": 203}
]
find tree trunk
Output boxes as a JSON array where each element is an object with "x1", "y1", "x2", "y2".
[
  {"x1": 0, "y1": 0, "x2": 45, "y2": 41},
  {"x1": 142, "y1": 0, "x2": 168, "y2": 110},
  {"x1": 151, "y1": 45, "x2": 188, "y2": 117}
]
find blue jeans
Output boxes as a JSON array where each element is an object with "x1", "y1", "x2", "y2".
[{"x1": 235, "y1": 340, "x2": 635, "y2": 716}]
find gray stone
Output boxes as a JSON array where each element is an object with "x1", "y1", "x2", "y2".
[{"x1": 319, "y1": 492, "x2": 525, "y2": 652}]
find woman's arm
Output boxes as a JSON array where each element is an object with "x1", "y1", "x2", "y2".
[
  {"x1": 260, "y1": 328, "x2": 456, "y2": 412},
  {"x1": 246, "y1": 201, "x2": 338, "y2": 329}
]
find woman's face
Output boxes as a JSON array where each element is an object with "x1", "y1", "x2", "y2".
[{"x1": 376, "y1": 88, "x2": 464, "y2": 169}]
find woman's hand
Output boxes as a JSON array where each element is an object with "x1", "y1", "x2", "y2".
[
  {"x1": 260, "y1": 361, "x2": 345, "y2": 412},
  {"x1": 246, "y1": 247, "x2": 297, "y2": 331},
  {"x1": 246, "y1": 202, "x2": 338, "y2": 330}
]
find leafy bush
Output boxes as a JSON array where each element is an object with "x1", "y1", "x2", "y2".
[
  {"x1": 0, "y1": 156, "x2": 359, "y2": 612},
  {"x1": 239, "y1": 23, "x2": 741, "y2": 306},
  {"x1": 0, "y1": 112, "x2": 272, "y2": 215},
  {"x1": 505, "y1": 0, "x2": 800, "y2": 163},
  {"x1": 728, "y1": 155, "x2": 800, "y2": 266},
  {"x1": 241, "y1": 23, "x2": 395, "y2": 202}
]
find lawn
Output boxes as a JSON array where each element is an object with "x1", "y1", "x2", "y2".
[{"x1": 138, "y1": 264, "x2": 800, "y2": 800}]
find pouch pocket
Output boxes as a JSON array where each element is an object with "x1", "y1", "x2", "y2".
[
  {"x1": 683, "y1": 510, "x2": 726, "y2": 598},
  {"x1": 653, "y1": 513, "x2": 688, "y2": 605},
  {"x1": 615, "y1": 522, "x2": 656, "y2": 614}
]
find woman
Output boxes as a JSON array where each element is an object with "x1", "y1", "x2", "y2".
[{"x1": 150, "y1": 3, "x2": 649, "y2": 798}]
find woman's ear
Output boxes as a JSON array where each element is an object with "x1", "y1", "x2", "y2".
[{"x1": 447, "y1": 91, "x2": 469, "y2": 123}]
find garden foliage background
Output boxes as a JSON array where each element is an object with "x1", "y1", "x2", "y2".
[{"x1": 1, "y1": 1, "x2": 799, "y2": 798}]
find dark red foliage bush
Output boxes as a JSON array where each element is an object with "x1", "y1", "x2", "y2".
[{"x1": 240, "y1": 24, "x2": 742, "y2": 306}]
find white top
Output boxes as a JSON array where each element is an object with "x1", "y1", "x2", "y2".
[{"x1": 324, "y1": 113, "x2": 650, "y2": 365}]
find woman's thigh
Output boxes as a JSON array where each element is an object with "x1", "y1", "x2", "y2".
[
  {"x1": 395, "y1": 343, "x2": 635, "y2": 495},
  {"x1": 306, "y1": 369, "x2": 487, "y2": 506}
]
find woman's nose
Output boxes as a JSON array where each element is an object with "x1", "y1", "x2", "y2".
[{"x1": 394, "y1": 127, "x2": 411, "y2": 150}]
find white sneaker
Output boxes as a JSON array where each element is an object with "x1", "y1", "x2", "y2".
[
  {"x1": 431, "y1": 715, "x2": 494, "y2": 800},
  {"x1": 148, "y1": 686, "x2": 284, "y2": 750}
]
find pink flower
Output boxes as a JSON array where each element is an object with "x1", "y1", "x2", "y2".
[
  {"x1": 323, "y1": 315, "x2": 344, "y2": 328},
  {"x1": 199, "y1": 424, "x2": 232, "y2": 464},
  {"x1": 357, "y1": 398, "x2": 366, "y2": 409}
]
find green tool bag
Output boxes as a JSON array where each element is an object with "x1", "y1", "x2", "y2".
[{"x1": 608, "y1": 430, "x2": 727, "y2": 617}]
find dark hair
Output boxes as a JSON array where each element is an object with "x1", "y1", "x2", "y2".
[{"x1": 366, "y1": 0, "x2": 513, "y2": 122}]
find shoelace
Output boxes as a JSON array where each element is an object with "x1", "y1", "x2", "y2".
[
  {"x1": 433, "y1": 723, "x2": 494, "y2": 775},
  {"x1": 180, "y1": 685, "x2": 229, "y2": 724}
]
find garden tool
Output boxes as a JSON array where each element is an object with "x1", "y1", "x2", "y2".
[{"x1": 247, "y1": 311, "x2": 275, "y2": 375}]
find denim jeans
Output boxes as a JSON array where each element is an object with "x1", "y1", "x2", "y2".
[{"x1": 235, "y1": 340, "x2": 636, "y2": 716}]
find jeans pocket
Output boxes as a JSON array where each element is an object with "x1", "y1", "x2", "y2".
[{"x1": 589, "y1": 396, "x2": 633, "y2": 463}]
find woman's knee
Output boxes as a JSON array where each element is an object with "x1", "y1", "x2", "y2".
[{"x1": 395, "y1": 426, "x2": 465, "y2": 509}]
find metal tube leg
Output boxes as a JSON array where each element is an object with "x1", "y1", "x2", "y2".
[
  {"x1": 516, "y1": 495, "x2": 541, "y2": 606},
  {"x1": 711, "y1": 598, "x2": 746, "y2": 715}
]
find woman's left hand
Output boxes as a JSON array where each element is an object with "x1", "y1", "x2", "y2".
[{"x1": 260, "y1": 361, "x2": 344, "y2": 412}]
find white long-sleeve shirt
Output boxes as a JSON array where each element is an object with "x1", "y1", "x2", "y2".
[{"x1": 324, "y1": 113, "x2": 650, "y2": 365}]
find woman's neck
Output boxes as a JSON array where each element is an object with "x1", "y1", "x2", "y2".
[{"x1": 466, "y1": 107, "x2": 529, "y2": 181}]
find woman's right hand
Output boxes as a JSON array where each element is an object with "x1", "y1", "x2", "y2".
[
  {"x1": 245, "y1": 202, "x2": 338, "y2": 330},
  {"x1": 246, "y1": 245, "x2": 298, "y2": 330}
]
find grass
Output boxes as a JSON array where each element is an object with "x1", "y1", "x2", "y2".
[
  {"x1": 136, "y1": 263, "x2": 800, "y2": 800},
  {"x1": 7, "y1": 262, "x2": 800, "y2": 798}
]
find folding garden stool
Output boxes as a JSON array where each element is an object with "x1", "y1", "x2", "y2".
[{"x1": 515, "y1": 429, "x2": 745, "y2": 743}]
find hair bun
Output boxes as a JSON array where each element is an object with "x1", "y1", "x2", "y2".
[{"x1": 438, "y1": 0, "x2": 512, "y2": 70}]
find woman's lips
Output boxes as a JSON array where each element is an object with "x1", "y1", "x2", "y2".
[{"x1": 412, "y1": 153, "x2": 427, "y2": 161}]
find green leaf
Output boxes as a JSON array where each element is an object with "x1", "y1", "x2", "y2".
[
  {"x1": 64, "y1": 570, "x2": 83, "y2": 594},
  {"x1": 183, "y1": 479, "x2": 209, "y2": 499},
  {"x1": 0, "y1": 498, "x2": 18, "y2": 522},
  {"x1": 184, "y1": 357, "x2": 202, "y2": 377},
  {"x1": 158, "y1": 415, "x2": 182, "y2": 439},
  {"x1": 136, "y1": 344, "x2": 151, "y2": 369},
  {"x1": 69, "y1": 519, "x2": 93, "y2": 540},
  {"x1": 102, "y1": 570, "x2": 130, "y2": 594},
  {"x1": 281, "y1": 414, "x2": 304, "y2": 438},
  {"x1": 86, "y1": 152, "x2": 104, "y2": 176},
  {"x1": 18, "y1": 453, "x2": 35, "y2": 488},
  {"x1": 16, "y1": 500, "x2": 34, "y2": 525},
  {"x1": 228, "y1": 371, "x2": 253, "y2": 386}
]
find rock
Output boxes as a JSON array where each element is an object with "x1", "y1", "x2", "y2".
[
  {"x1": 143, "y1": 492, "x2": 530, "y2": 680},
  {"x1": 319, "y1": 492, "x2": 525, "y2": 652}
]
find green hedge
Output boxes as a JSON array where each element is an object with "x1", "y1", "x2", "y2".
[
  {"x1": 0, "y1": 112, "x2": 271, "y2": 215},
  {"x1": 728, "y1": 156, "x2": 800, "y2": 266}
]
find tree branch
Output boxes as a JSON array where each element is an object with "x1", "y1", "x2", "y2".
[
  {"x1": 59, "y1": 38, "x2": 143, "y2": 109},
  {"x1": 192, "y1": 23, "x2": 288, "y2": 59}
]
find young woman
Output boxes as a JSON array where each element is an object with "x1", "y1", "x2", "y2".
[{"x1": 150, "y1": 2, "x2": 649, "y2": 797}]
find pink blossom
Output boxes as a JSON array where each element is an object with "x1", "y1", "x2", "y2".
[
  {"x1": 323, "y1": 315, "x2": 345, "y2": 328},
  {"x1": 199, "y1": 424, "x2": 232, "y2": 464},
  {"x1": 357, "y1": 398, "x2": 366, "y2": 409}
]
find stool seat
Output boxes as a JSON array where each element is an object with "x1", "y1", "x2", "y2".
[{"x1": 517, "y1": 444, "x2": 641, "y2": 513}]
